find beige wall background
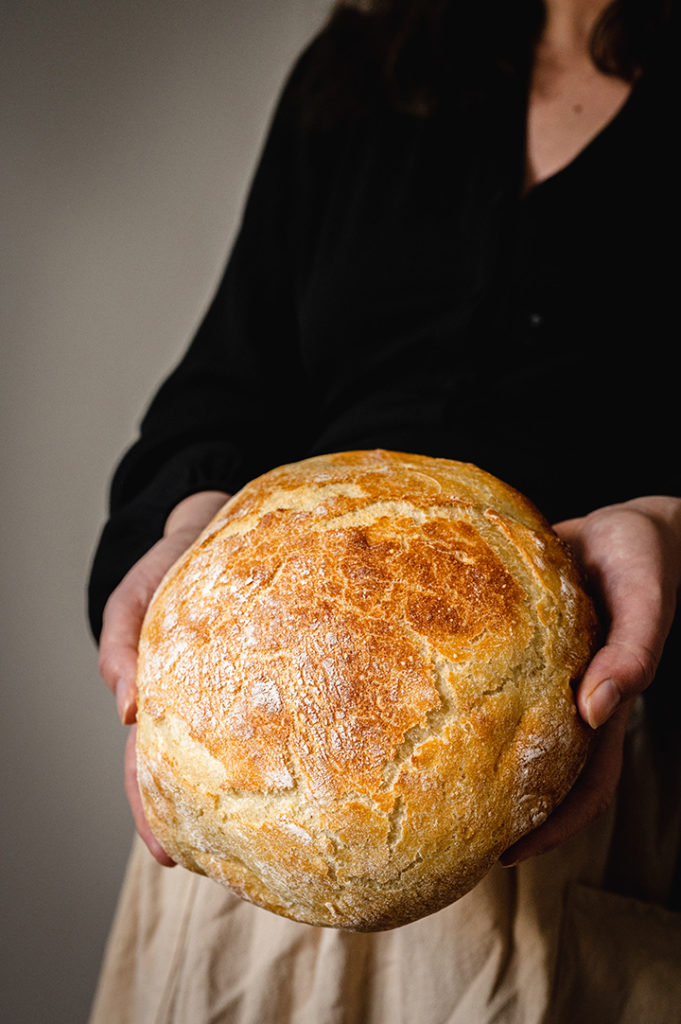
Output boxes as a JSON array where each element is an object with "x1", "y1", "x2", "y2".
[{"x1": 1, "y1": 2, "x2": 329, "y2": 1020}]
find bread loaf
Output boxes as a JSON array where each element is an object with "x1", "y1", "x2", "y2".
[{"x1": 136, "y1": 449, "x2": 598, "y2": 930}]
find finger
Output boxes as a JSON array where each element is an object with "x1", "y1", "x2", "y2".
[
  {"x1": 555, "y1": 513, "x2": 674, "y2": 729},
  {"x1": 99, "y1": 581, "x2": 147, "y2": 723},
  {"x1": 500, "y1": 701, "x2": 631, "y2": 865},
  {"x1": 125, "y1": 726, "x2": 175, "y2": 867},
  {"x1": 579, "y1": 569, "x2": 669, "y2": 729},
  {"x1": 99, "y1": 534, "x2": 190, "y2": 724}
]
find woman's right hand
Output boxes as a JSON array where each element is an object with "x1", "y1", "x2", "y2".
[{"x1": 98, "y1": 490, "x2": 231, "y2": 865}]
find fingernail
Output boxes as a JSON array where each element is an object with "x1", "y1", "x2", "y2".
[
  {"x1": 499, "y1": 843, "x2": 521, "y2": 867},
  {"x1": 115, "y1": 679, "x2": 132, "y2": 724},
  {"x1": 149, "y1": 837, "x2": 176, "y2": 867},
  {"x1": 587, "y1": 679, "x2": 620, "y2": 728}
]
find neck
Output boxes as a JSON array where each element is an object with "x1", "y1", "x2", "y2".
[{"x1": 540, "y1": 0, "x2": 614, "y2": 56}]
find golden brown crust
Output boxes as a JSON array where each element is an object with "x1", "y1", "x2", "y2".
[{"x1": 136, "y1": 450, "x2": 598, "y2": 930}]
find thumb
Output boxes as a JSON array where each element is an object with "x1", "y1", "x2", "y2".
[
  {"x1": 578, "y1": 635, "x2": 660, "y2": 730},
  {"x1": 556, "y1": 516, "x2": 671, "y2": 729}
]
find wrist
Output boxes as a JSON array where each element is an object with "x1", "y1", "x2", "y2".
[
  {"x1": 627, "y1": 497, "x2": 681, "y2": 588},
  {"x1": 163, "y1": 490, "x2": 231, "y2": 538},
  {"x1": 597, "y1": 496, "x2": 681, "y2": 601}
]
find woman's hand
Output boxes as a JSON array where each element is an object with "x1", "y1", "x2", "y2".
[
  {"x1": 98, "y1": 490, "x2": 231, "y2": 866},
  {"x1": 501, "y1": 495, "x2": 681, "y2": 866}
]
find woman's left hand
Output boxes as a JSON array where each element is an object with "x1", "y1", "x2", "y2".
[{"x1": 500, "y1": 495, "x2": 681, "y2": 866}]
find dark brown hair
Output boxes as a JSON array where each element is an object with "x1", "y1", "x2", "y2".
[{"x1": 299, "y1": 0, "x2": 674, "y2": 125}]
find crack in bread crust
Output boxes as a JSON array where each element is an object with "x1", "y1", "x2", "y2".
[{"x1": 137, "y1": 450, "x2": 598, "y2": 930}]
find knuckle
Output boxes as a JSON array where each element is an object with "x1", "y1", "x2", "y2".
[
  {"x1": 101, "y1": 587, "x2": 125, "y2": 626},
  {"x1": 610, "y1": 639, "x2": 659, "y2": 691},
  {"x1": 593, "y1": 791, "x2": 615, "y2": 821},
  {"x1": 586, "y1": 782, "x2": 617, "y2": 824},
  {"x1": 98, "y1": 649, "x2": 119, "y2": 687}
]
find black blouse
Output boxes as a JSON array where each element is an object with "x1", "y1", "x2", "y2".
[{"x1": 87, "y1": 36, "x2": 678, "y2": 641}]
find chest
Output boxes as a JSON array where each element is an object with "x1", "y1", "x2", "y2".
[{"x1": 524, "y1": 58, "x2": 633, "y2": 191}]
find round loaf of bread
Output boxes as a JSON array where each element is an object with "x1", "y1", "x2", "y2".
[{"x1": 136, "y1": 449, "x2": 598, "y2": 930}]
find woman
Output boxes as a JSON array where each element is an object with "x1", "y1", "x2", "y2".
[{"x1": 89, "y1": 1, "x2": 680, "y2": 1020}]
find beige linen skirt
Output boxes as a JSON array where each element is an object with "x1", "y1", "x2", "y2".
[{"x1": 89, "y1": 697, "x2": 681, "y2": 1024}]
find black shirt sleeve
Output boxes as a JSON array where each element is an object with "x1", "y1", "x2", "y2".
[{"x1": 87, "y1": 46, "x2": 319, "y2": 641}]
